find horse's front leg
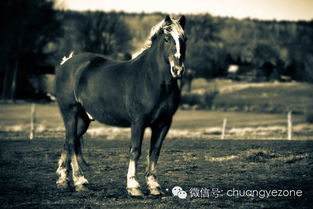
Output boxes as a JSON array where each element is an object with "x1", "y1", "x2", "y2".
[
  {"x1": 127, "y1": 120, "x2": 145, "y2": 197},
  {"x1": 146, "y1": 121, "x2": 171, "y2": 196}
]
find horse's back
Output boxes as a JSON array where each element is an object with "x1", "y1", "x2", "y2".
[
  {"x1": 55, "y1": 53, "x2": 112, "y2": 105},
  {"x1": 56, "y1": 53, "x2": 111, "y2": 80}
]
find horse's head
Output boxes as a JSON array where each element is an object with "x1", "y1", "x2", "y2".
[{"x1": 162, "y1": 15, "x2": 186, "y2": 79}]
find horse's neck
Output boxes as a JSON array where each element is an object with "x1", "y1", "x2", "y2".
[{"x1": 142, "y1": 40, "x2": 173, "y2": 85}]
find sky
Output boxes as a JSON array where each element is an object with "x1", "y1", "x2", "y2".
[{"x1": 61, "y1": 0, "x2": 313, "y2": 21}]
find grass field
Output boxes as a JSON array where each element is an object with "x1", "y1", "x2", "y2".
[
  {"x1": 0, "y1": 137, "x2": 312, "y2": 208},
  {"x1": 185, "y1": 79, "x2": 313, "y2": 114}
]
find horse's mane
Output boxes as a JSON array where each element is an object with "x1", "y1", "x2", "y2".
[
  {"x1": 132, "y1": 19, "x2": 165, "y2": 59},
  {"x1": 131, "y1": 17, "x2": 184, "y2": 59}
]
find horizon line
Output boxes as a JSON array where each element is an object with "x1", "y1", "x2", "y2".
[{"x1": 56, "y1": 8, "x2": 313, "y2": 22}]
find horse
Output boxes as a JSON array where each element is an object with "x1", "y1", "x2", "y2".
[{"x1": 55, "y1": 15, "x2": 186, "y2": 197}]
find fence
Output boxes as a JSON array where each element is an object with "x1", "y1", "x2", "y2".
[{"x1": 0, "y1": 103, "x2": 309, "y2": 140}]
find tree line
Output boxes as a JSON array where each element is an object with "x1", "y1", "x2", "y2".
[{"x1": 0, "y1": 0, "x2": 312, "y2": 99}]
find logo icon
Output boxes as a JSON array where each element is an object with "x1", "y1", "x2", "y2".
[{"x1": 172, "y1": 186, "x2": 187, "y2": 199}]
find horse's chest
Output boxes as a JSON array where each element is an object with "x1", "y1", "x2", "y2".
[{"x1": 150, "y1": 92, "x2": 179, "y2": 123}]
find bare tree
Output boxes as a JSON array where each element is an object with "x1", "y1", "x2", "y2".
[
  {"x1": 0, "y1": 0, "x2": 61, "y2": 100},
  {"x1": 185, "y1": 15, "x2": 222, "y2": 78},
  {"x1": 57, "y1": 11, "x2": 131, "y2": 58}
]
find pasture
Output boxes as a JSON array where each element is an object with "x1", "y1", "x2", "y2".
[
  {"x1": 186, "y1": 79, "x2": 313, "y2": 113},
  {"x1": 0, "y1": 103, "x2": 313, "y2": 208}
]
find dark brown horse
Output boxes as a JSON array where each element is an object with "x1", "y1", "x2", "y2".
[{"x1": 55, "y1": 15, "x2": 186, "y2": 196}]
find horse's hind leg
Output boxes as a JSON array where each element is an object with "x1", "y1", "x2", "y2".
[
  {"x1": 56, "y1": 104, "x2": 90, "y2": 191},
  {"x1": 70, "y1": 108, "x2": 91, "y2": 191},
  {"x1": 56, "y1": 150, "x2": 69, "y2": 189},
  {"x1": 146, "y1": 121, "x2": 171, "y2": 195},
  {"x1": 56, "y1": 104, "x2": 78, "y2": 189},
  {"x1": 75, "y1": 110, "x2": 91, "y2": 165}
]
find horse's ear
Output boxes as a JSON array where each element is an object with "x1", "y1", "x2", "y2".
[
  {"x1": 178, "y1": 16, "x2": 186, "y2": 29},
  {"x1": 164, "y1": 15, "x2": 172, "y2": 25}
]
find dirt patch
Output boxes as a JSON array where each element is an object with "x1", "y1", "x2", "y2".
[{"x1": 0, "y1": 137, "x2": 312, "y2": 208}]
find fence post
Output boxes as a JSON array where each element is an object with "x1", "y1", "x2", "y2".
[
  {"x1": 221, "y1": 118, "x2": 227, "y2": 140},
  {"x1": 287, "y1": 111, "x2": 292, "y2": 140},
  {"x1": 29, "y1": 103, "x2": 36, "y2": 140}
]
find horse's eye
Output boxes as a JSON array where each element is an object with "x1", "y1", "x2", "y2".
[{"x1": 164, "y1": 36, "x2": 170, "y2": 43}]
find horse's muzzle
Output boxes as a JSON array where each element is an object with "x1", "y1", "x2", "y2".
[{"x1": 171, "y1": 65, "x2": 185, "y2": 78}]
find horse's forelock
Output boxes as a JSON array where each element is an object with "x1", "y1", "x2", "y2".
[
  {"x1": 169, "y1": 20, "x2": 185, "y2": 39},
  {"x1": 145, "y1": 17, "x2": 185, "y2": 46}
]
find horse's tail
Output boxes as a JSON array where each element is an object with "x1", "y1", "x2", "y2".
[{"x1": 76, "y1": 136, "x2": 89, "y2": 166}]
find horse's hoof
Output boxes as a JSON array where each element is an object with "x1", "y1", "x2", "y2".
[
  {"x1": 127, "y1": 187, "x2": 144, "y2": 197},
  {"x1": 75, "y1": 184, "x2": 89, "y2": 192},
  {"x1": 56, "y1": 182, "x2": 69, "y2": 190},
  {"x1": 149, "y1": 187, "x2": 164, "y2": 196}
]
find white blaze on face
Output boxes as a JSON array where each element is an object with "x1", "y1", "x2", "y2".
[
  {"x1": 170, "y1": 29, "x2": 181, "y2": 59},
  {"x1": 169, "y1": 29, "x2": 181, "y2": 78},
  {"x1": 168, "y1": 22, "x2": 185, "y2": 78}
]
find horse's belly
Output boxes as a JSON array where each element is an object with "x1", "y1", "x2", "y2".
[
  {"x1": 94, "y1": 112, "x2": 130, "y2": 127},
  {"x1": 96, "y1": 114, "x2": 130, "y2": 127},
  {"x1": 85, "y1": 107, "x2": 131, "y2": 127}
]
